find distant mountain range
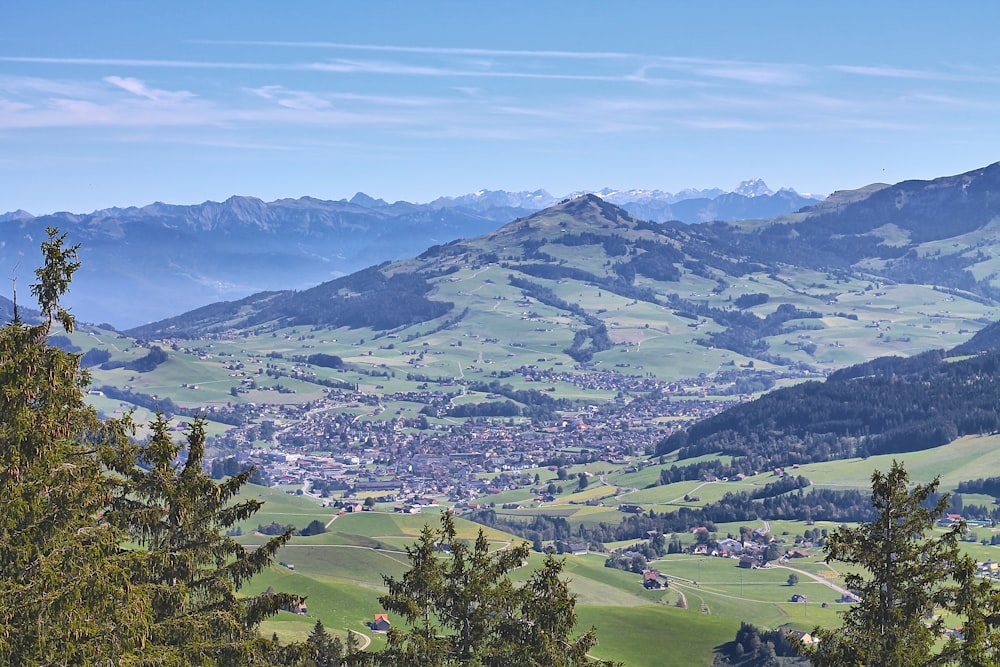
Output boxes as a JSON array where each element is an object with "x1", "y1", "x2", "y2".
[
  {"x1": 0, "y1": 181, "x2": 821, "y2": 327},
  {"x1": 429, "y1": 178, "x2": 820, "y2": 223},
  {"x1": 126, "y1": 163, "x2": 1000, "y2": 352}
]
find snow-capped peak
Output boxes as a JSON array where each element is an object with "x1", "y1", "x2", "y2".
[{"x1": 735, "y1": 178, "x2": 774, "y2": 198}]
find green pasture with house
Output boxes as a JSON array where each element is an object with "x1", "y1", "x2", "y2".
[
  {"x1": 235, "y1": 483, "x2": 871, "y2": 665},
  {"x1": 76, "y1": 372, "x2": 1000, "y2": 665}
]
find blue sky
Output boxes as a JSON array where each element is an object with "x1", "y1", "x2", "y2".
[{"x1": 3, "y1": 1, "x2": 1000, "y2": 214}]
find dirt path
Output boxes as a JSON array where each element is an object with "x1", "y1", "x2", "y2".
[
  {"x1": 348, "y1": 629, "x2": 371, "y2": 650},
  {"x1": 773, "y1": 562, "x2": 852, "y2": 597}
]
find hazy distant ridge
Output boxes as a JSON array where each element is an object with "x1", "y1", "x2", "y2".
[{"x1": 0, "y1": 181, "x2": 818, "y2": 326}]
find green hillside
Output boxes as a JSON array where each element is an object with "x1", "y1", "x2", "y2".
[{"x1": 233, "y1": 442, "x2": 1000, "y2": 665}]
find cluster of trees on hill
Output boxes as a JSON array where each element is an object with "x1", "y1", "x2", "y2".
[
  {"x1": 615, "y1": 241, "x2": 684, "y2": 282},
  {"x1": 438, "y1": 399, "x2": 523, "y2": 418},
  {"x1": 305, "y1": 352, "x2": 343, "y2": 368},
  {"x1": 663, "y1": 294, "x2": 822, "y2": 360},
  {"x1": 604, "y1": 533, "x2": 668, "y2": 572},
  {"x1": 508, "y1": 274, "x2": 600, "y2": 323},
  {"x1": 714, "y1": 622, "x2": 808, "y2": 666},
  {"x1": 712, "y1": 368, "x2": 777, "y2": 395},
  {"x1": 97, "y1": 384, "x2": 247, "y2": 425},
  {"x1": 251, "y1": 267, "x2": 455, "y2": 330},
  {"x1": 548, "y1": 231, "x2": 629, "y2": 256},
  {"x1": 420, "y1": 391, "x2": 563, "y2": 422},
  {"x1": 658, "y1": 347, "x2": 1000, "y2": 468},
  {"x1": 515, "y1": 262, "x2": 662, "y2": 305},
  {"x1": 733, "y1": 292, "x2": 770, "y2": 309},
  {"x1": 957, "y1": 476, "x2": 1000, "y2": 498},
  {"x1": 97, "y1": 344, "x2": 170, "y2": 372},
  {"x1": 565, "y1": 322, "x2": 613, "y2": 362},
  {"x1": 464, "y1": 379, "x2": 573, "y2": 413}
]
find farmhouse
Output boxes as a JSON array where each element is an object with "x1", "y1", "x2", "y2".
[
  {"x1": 372, "y1": 614, "x2": 391, "y2": 632},
  {"x1": 643, "y1": 569, "x2": 664, "y2": 589}
]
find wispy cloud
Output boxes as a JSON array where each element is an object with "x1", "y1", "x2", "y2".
[
  {"x1": 304, "y1": 58, "x2": 627, "y2": 82},
  {"x1": 0, "y1": 54, "x2": 633, "y2": 83},
  {"x1": 683, "y1": 118, "x2": 770, "y2": 130},
  {"x1": 104, "y1": 76, "x2": 196, "y2": 103},
  {"x1": 249, "y1": 85, "x2": 330, "y2": 111},
  {"x1": 899, "y1": 92, "x2": 989, "y2": 108},
  {"x1": 198, "y1": 40, "x2": 633, "y2": 60},
  {"x1": 632, "y1": 57, "x2": 811, "y2": 86},
  {"x1": 830, "y1": 64, "x2": 1000, "y2": 83},
  {"x1": 0, "y1": 55, "x2": 289, "y2": 71}
]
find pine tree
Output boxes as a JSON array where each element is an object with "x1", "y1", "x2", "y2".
[
  {"x1": 0, "y1": 228, "x2": 150, "y2": 663},
  {"x1": 307, "y1": 620, "x2": 335, "y2": 667},
  {"x1": 378, "y1": 513, "x2": 618, "y2": 666},
  {"x1": 1, "y1": 228, "x2": 302, "y2": 664},
  {"x1": 109, "y1": 414, "x2": 300, "y2": 665},
  {"x1": 516, "y1": 552, "x2": 604, "y2": 666},
  {"x1": 798, "y1": 461, "x2": 1000, "y2": 666}
]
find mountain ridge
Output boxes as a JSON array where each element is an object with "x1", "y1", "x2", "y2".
[
  {"x1": 125, "y1": 163, "x2": 1000, "y2": 357},
  {"x1": 0, "y1": 182, "x2": 822, "y2": 327}
]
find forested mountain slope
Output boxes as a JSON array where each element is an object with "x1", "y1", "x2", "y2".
[{"x1": 656, "y1": 329, "x2": 1000, "y2": 467}]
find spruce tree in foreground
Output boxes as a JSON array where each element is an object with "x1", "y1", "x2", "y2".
[
  {"x1": 0, "y1": 228, "x2": 148, "y2": 663},
  {"x1": 377, "y1": 512, "x2": 619, "y2": 666},
  {"x1": 109, "y1": 414, "x2": 300, "y2": 665},
  {"x1": 797, "y1": 461, "x2": 1000, "y2": 666},
  {"x1": 0, "y1": 229, "x2": 301, "y2": 664}
]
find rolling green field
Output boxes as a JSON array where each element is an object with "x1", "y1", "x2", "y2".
[{"x1": 221, "y1": 432, "x2": 1000, "y2": 666}]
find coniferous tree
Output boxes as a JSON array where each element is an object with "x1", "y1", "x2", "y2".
[
  {"x1": 798, "y1": 461, "x2": 1000, "y2": 666},
  {"x1": 0, "y1": 229, "x2": 304, "y2": 664},
  {"x1": 110, "y1": 414, "x2": 300, "y2": 665},
  {"x1": 517, "y1": 552, "x2": 604, "y2": 666},
  {"x1": 307, "y1": 620, "x2": 335, "y2": 667},
  {"x1": 377, "y1": 513, "x2": 617, "y2": 666},
  {"x1": 0, "y1": 228, "x2": 150, "y2": 663}
]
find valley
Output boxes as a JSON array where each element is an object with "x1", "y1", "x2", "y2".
[
  {"x1": 9, "y1": 6, "x2": 1000, "y2": 664},
  {"x1": 26, "y1": 163, "x2": 1000, "y2": 664}
]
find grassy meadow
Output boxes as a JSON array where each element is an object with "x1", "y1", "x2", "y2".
[{"x1": 231, "y1": 436, "x2": 1000, "y2": 664}]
